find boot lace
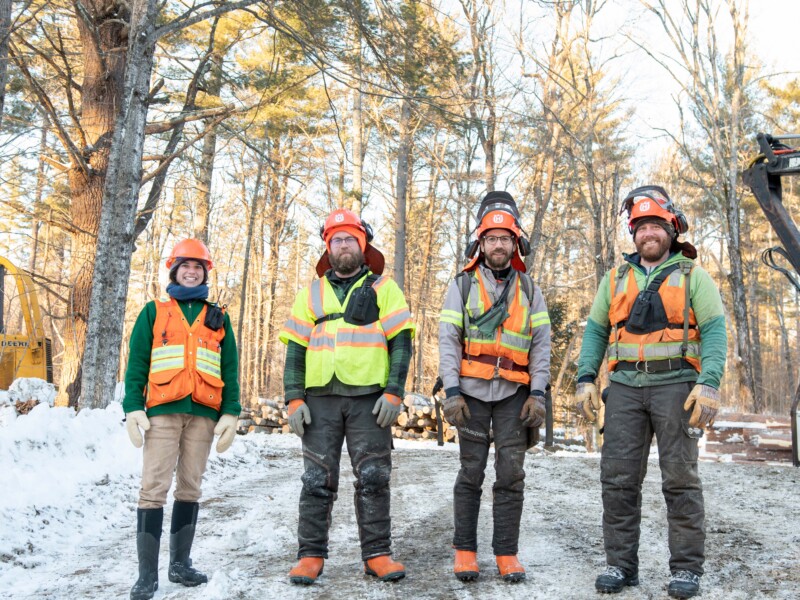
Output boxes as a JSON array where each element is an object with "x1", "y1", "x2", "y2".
[{"x1": 671, "y1": 570, "x2": 700, "y2": 584}]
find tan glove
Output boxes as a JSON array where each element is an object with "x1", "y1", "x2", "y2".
[
  {"x1": 125, "y1": 410, "x2": 150, "y2": 448},
  {"x1": 442, "y1": 394, "x2": 470, "y2": 428},
  {"x1": 683, "y1": 384, "x2": 720, "y2": 428},
  {"x1": 214, "y1": 414, "x2": 238, "y2": 453},
  {"x1": 520, "y1": 395, "x2": 546, "y2": 428},
  {"x1": 575, "y1": 382, "x2": 600, "y2": 423}
]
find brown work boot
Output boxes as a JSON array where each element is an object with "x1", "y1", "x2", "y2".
[
  {"x1": 454, "y1": 550, "x2": 479, "y2": 581},
  {"x1": 289, "y1": 557, "x2": 324, "y2": 585},
  {"x1": 364, "y1": 555, "x2": 406, "y2": 581},
  {"x1": 496, "y1": 555, "x2": 526, "y2": 582}
]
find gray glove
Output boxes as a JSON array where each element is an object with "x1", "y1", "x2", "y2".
[
  {"x1": 372, "y1": 393, "x2": 403, "y2": 428},
  {"x1": 288, "y1": 399, "x2": 311, "y2": 437},
  {"x1": 683, "y1": 384, "x2": 720, "y2": 428},
  {"x1": 442, "y1": 394, "x2": 470, "y2": 428},
  {"x1": 520, "y1": 395, "x2": 546, "y2": 428}
]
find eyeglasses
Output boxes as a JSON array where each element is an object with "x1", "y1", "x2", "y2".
[
  {"x1": 483, "y1": 235, "x2": 514, "y2": 245},
  {"x1": 330, "y1": 236, "x2": 359, "y2": 248}
]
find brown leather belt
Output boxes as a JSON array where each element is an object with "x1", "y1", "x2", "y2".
[{"x1": 465, "y1": 354, "x2": 527, "y2": 372}]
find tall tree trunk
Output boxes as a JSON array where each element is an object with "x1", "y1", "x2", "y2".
[
  {"x1": 56, "y1": 0, "x2": 133, "y2": 407},
  {"x1": 193, "y1": 51, "x2": 223, "y2": 243},
  {"x1": 80, "y1": 0, "x2": 159, "y2": 409},
  {"x1": 0, "y1": 0, "x2": 11, "y2": 124},
  {"x1": 350, "y1": 9, "x2": 363, "y2": 212},
  {"x1": 394, "y1": 98, "x2": 412, "y2": 291}
]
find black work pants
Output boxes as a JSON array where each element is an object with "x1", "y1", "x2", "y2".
[
  {"x1": 297, "y1": 392, "x2": 393, "y2": 561},
  {"x1": 453, "y1": 386, "x2": 528, "y2": 555},
  {"x1": 601, "y1": 381, "x2": 705, "y2": 576}
]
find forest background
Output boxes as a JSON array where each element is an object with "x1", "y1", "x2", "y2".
[{"x1": 0, "y1": 0, "x2": 798, "y2": 427}]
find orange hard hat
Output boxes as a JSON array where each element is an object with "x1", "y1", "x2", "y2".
[
  {"x1": 621, "y1": 186, "x2": 688, "y2": 235},
  {"x1": 321, "y1": 208, "x2": 368, "y2": 246},
  {"x1": 476, "y1": 209, "x2": 523, "y2": 239},
  {"x1": 166, "y1": 239, "x2": 213, "y2": 270}
]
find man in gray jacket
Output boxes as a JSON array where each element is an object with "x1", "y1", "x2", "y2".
[{"x1": 439, "y1": 191, "x2": 551, "y2": 583}]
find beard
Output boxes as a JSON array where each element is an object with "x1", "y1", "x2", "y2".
[
  {"x1": 484, "y1": 247, "x2": 513, "y2": 270},
  {"x1": 635, "y1": 235, "x2": 672, "y2": 262},
  {"x1": 329, "y1": 246, "x2": 364, "y2": 275}
]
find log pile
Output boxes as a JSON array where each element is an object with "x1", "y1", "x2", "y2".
[
  {"x1": 236, "y1": 393, "x2": 457, "y2": 442},
  {"x1": 703, "y1": 413, "x2": 793, "y2": 463},
  {"x1": 391, "y1": 393, "x2": 457, "y2": 443}
]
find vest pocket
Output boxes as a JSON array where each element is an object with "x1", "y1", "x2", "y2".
[
  {"x1": 195, "y1": 368, "x2": 224, "y2": 410},
  {"x1": 147, "y1": 369, "x2": 185, "y2": 405}
]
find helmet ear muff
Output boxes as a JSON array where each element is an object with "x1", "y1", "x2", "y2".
[
  {"x1": 517, "y1": 236, "x2": 531, "y2": 257},
  {"x1": 464, "y1": 239, "x2": 479, "y2": 259},
  {"x1": 361, "y1": 219, "x2": 374, "y2": 243}
]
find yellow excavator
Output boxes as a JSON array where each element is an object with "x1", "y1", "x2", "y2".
[{"x1": 0, "y1": 255, "x2": 53, "y2": 389}]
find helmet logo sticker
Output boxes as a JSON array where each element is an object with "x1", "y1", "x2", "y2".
[
  {"x1": 334, "y1": 214, "x2": 344, "y2": 223},
  {"x1": 639, "y1": 201, "x2": 650, "y2": 211},
  {"x1": 493, "y1": 214, "x2": 504, "y2": 223}
]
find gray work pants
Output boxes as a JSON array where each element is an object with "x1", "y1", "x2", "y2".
[
  {"x1": 297, "y1": 392, "x2": 393, "y2": 561},
  {"x1": 453, "y1": 386, "x2": 528, "y2": 555},
  {"x1": 601, "y1": 380, "x2": 705, "y2": 576}
]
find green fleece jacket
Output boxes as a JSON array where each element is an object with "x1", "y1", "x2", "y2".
[
  {"x1": 576, "y1": 251, "x2": 727, "y2": 389},
  {"x1": 122, "y1": 300, "x2": 241, "y2": 419}
]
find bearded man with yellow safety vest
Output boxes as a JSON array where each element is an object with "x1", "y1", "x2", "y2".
[
  {"x1": 123, "y1": 239, "x2": 240, "y2": 600},
  {"x1": 574, "y1": 186, "x2": 727, "y2": 600},
  {"x1": 438, "y1": 191, "x2": 551, "y2": 583},
  {"x1": 279, "y1": 209, "x2": 415, "y2": 585}
]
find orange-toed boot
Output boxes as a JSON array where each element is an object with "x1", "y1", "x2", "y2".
[
  {"x1": 289, "y1": 557, "x2": 324, "y2": 585},
  {"x1": 364, "y1": 555, "x2": 406, "y2": 581},
  {"x1": 454, "y1": 550, "x2": 479, "y2": 581},
  {"x1": 496, "y1": 555, "x2": 526, "y2": 582}
]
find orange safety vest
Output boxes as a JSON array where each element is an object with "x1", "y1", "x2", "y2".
[
  {"x1": 460, "y1": 270, "x2": 533, "y2": 385},
  {"x1": 146, "y1": 297, "x2": 226, "y2": 410},
  {"x1": 607, "y1": 262, "x2": 701, "y2": 371}
]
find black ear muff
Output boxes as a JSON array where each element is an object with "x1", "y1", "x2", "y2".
[
  {"x1": 464, "y1": 239, "x2": 480, "y2": 259},
  {"x1": 361, "y1": 219, "x2": 374, "y2": 243},
  {"x1": 517, "y1": 236, "x2": 531, "y2": 257},
  {"x1": 319, "y1": 224, "x2": 325, "y2": 239},
  {"x1": 674, "y1": 211, "x2": 689, "y2": 235}
]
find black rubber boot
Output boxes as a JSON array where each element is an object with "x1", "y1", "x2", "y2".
[
  {"x1": 130, "y1": 507, "x2": 162, "y2": 600},
  {"x1": 168, "y1": 500, "x2": 208, "y2": 587}
]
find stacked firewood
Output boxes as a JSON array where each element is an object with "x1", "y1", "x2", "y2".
[
  {"x1": 236, "y1": 393, "x2": 456, "y2": 442},
  {"x1": 237, "y1": 398, "x2": 290, "y2": 435},
  {"x1": 391, "y1": 393, "x2": 457, "y2": 443}
]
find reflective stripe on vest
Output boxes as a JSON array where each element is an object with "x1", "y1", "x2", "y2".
[
  {"x1": 147, "y1": 297, "x2": 226, "y2": 410},
  {"x1": 460, "y1": 270, "x2": 539, "y2": 385},
  {"x1": 607, "y1": 262, "x2": 701, "y2": 371},
  {"x1": 301, "y1": 273, "x2": 406, "y2": 388}
]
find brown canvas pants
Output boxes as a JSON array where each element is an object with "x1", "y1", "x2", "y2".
[{"x1": 138, "y1": 414, "x2": 215, "y2": 509}]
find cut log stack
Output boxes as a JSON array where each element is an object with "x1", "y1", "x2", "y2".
[
  {"x1": 237, "y1": 393, "x2": 457, "y2": 443},
  {"x1": 703, "y1": 413, "x2": 792, "y2": 463},
  {"x1": 391, "y1": 392, "x2": 457, "y2": 443}
]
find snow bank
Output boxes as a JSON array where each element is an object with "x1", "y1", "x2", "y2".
[{"x1": 0, "y1": 401, "x2": 141, "y2": 571}]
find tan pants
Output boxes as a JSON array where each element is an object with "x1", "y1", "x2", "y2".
[{"x1": 138, "y1": 414, "x2": 215, "y2": 509}]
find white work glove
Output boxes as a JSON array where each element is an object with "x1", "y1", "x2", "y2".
[
  {"x1": 372, "y1": 393, "x2": 403, "y2": 428},
  {"x1": 214, "y1": 414, "x2": 238, "y2": 453},
  {"x1": 683, "y1": 384, "x2": 720, "y2": 428},
  {"x1": 125, "y1": 410, "x2": 150, "y2": 448},
  {"x1": 575, "y1": 382, "x2": 601, "y2": 423},
  {"x1": 288, "y1": 399, "x2": 311, "y2": 437}
]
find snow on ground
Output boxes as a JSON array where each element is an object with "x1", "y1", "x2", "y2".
[{"x1": 1, "y1": 396, "x2": 799, "y2": 599}]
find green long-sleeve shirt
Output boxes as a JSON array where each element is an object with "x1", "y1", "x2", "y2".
[
  {"x1": 576, "y1": 252, "x2": 727, "y2": 389},
  {"x1": 122, "y1": 300, "x2": 241, "y2": 420}
]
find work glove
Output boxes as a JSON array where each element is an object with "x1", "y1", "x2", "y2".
[
  {"x1": 287, "y1": 399, "x2": 311, "y2": 437},
  {"x1": 125, "y1": 410, "x2": 150, "y2": 448},
  {"x1": 442, "y1": 394, "x2": 470, "y2": 428},
  {"x1": 214, "y1": 414, "x2": 238, "y2": 453},
  {"x1": 575, "y1": 382, "x2": 600, "y2": 423},
  {"x1": 683, "y1": 384, "x2": 720, "y2": 428},
  {"x1": 372, "y1": 393, "x2": 403, "y2": 428},
  {"x1": 520, "y1": 394, "x2": 546, "y2": 428}
]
